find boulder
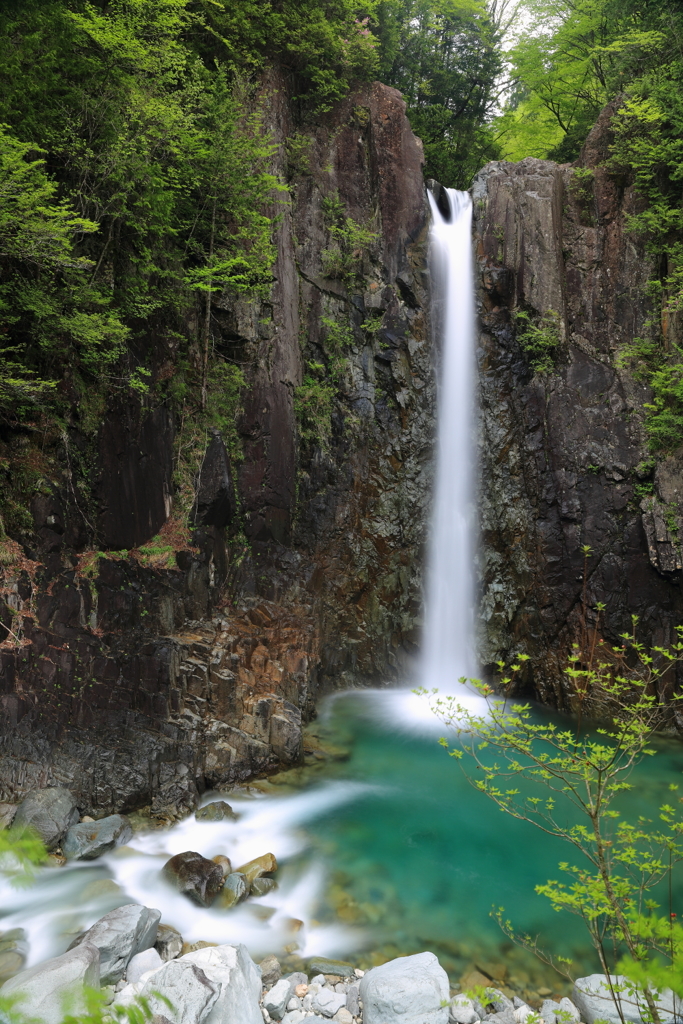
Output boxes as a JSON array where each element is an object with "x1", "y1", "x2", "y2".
[
  {"x1": 334, "y1": 1011, "x2": 354, "y2": 1024},
  {"x1": 127, "y1": 946, "x2": 163, "y2": 984},
  {"x1": 513, "y1": 1005, "x2": 536, "y2": 1024},
  {"x1": 312, "y1": 988, "x2": 347, "y2": 1018},
  {"x1": 450, "y1": 995, "x2": 479, "y2": 1024},
  {"x1": 308, "y1": 958, "x2": 355, "y2": 980},
  {"x1": 218, "y1": 871, "x2": 248, "y2": 909},
  {"x1": 196, "y1": 801, "x2": 237, "y2": 822},
  {"x1": 265, "y1": 978, "x2": 293, "y2": 1020},
  {"x1": 181, "y1": 943, "x2": 263, "y2": 1024},
  {"x1": 573, "y1": 975, "x2": 678, "y2": 1024},
  {"x1": 346, "y1": 984, "x2": 360, "y2": 1016},
  {"x1": 1, "y1": 942, "x2": 100, "y2": 1024},
  {"x1": 75, "y1": 903, "x2": 161, "y2": 984},
  {"x1": 117, "y1": 958, "x2": 219, "y2": 1024},
  {"x1": 162, "y1": 851, "x2": 225, "y2": 907},
  {"x1": 540, "y1": 1000, "x2": 561, "y2": 1024},
  {"x1": 155, "y1": 924, "x2": 183, "y2": 962},
  {"x1": 259, "y1": 954, "x2": 282, "y2": 988},
  {"x1": 557, "y1": 998, "x2": 580, "y2": 1023},
  {"x1": 0, "y1": 929, "x2": 28, "y2": 983},
  {"x1": 360, "y1": 951, "x2": 450, "y2": 1024},
  {"x1": 237, "y1": 852, "x2": 277, "y2": 886},
  {"x1": 12, "y1": 788, "x2": 79, "y2": 851},
  {"x1": 62, "y1": 814, "x2": 133, "y2": 860}
]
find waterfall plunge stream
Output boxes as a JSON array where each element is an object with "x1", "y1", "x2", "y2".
[
  {"x1": 422, "y1": 188, "x2": 477, "y2": 690},
  {"x1": 0, "y1": 188, "x2": 506, "y2": 972}
]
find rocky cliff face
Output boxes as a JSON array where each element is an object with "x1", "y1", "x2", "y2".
[
  {"x1": 474, "y1": 104, "x2": 683, "y2": 713},
  {"x1": 0, "y1": 76, "x2": 433, "y2": 814}
]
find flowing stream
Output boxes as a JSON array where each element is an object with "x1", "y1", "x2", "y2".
[{"x1": 3, "y1": 187, "x2": 683, "y2": 993}]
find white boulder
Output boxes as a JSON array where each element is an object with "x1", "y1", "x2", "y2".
[
  {"x1": 359, "y1": 951, "x2": 450, "y2": 1024},
  {"x1": 182, "y1": 943, "x2": 263, "y2": 1024},
  {"x1": 115, "y1": 958, "x2": 219, "y2": 1023},
  {"x1": 573, "y1": 974, "x2": 678, "y2": 1024},
  {"x1": 450, "y1": 994, "x2": 479, "y2": 1024},
  {"x1": 1, "y1": 942, "x2": 99, "y2": 1024},
  {"x1": 126, "y1": 946, "x2": 163, "y2": 984}
]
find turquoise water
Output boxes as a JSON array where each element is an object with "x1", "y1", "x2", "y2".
[{"x1": 293, "y1": 690, "x2": 683, "y2": 991}]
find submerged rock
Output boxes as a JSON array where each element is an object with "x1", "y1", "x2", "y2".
[
  {"x1": 360, "y1": 951, "x2": 450, "y2": 1024},
  {"x1": 62, "y1": 813, "x2": 132, "y2": 860},
  {"x1": 1, "y1": 942, "x2": 100, "y2": 1024},
  {"x1": 162, "y1": 851, "x2": 225, "y2": 907},
  {"x1": 12, "y1": 787, "x2": 79, "y2": 851},
  {"x1": 0, "y1": 928, "x2": 28, "y2": 982},
  {"x1": 196, "y1": 801, "x2": 237, "y2": 822},
  {"x1": 251, "y1": 876, "x2": 277, "y2": 897},
  {"x1": 218, "y1": 871, "x2": 248, "y2": 909},
  {"x1": 73, "y1": 903, "x2": 160, "y2": 985},
  {"x1": 308, "y1": 958, "x2": 355, "y2": 980}
]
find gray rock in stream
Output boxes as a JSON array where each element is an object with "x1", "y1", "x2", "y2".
[
  {"x1": 62, "y1": 814, "x2": 132, "y2": 860},
  {"x1": 360, "y1": 951, "x2": 450, "y2": 1024},
  {"x1": 1, "y1": 942, "x2": 100, "y2": 1024},
  {"x1": 73, "y1": 903, "x2": 160, "y2": 984},
  {"x1": 12, "y1": 787, "x2": 79, "y2": 851}
]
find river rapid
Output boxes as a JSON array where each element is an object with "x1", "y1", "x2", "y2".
[{"x1": 3, "y1": 688, "x2": 683, "y2": 1001}]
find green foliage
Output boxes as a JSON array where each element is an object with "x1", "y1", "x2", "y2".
[
  {"x1": 0, "y1": 984, "x2": 167, "y2": 1024},
  {"x1": 514, "y1": 308, "x2": 561, "y2": 373},
  {"x1": 0, "y1": 1, "x2": 279, "y2": 436},
  {"x1": 427, "y1": 619, "x2": 683, "y2": 1023},
  {"x1": 0, "y1": 825, "x2": 48, "y2": 886},
  {"x1": 320, "y1": 315, "x2": 353, "y2": 383},
  {"x1": 294, "y1": 375, "x2": 336, "y2": 450},
  {"x1": 375, "y1": 0, "x2": 503, "y2": 187},
  {"x1": 321, "y1": 194, "x2": 377, "y2": 287}
]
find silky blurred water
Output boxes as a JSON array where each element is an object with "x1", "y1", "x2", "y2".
[{"x1": 3, "y1": 687, "x2": 683, "y2": 995}]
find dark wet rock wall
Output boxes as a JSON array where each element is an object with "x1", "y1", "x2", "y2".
[{"x1": 474, "y1": 105, "x2": 683, "y2": 715}]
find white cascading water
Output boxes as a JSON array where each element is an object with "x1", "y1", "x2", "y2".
[
  {"x1": 422, "y1": 188, "x2": 478, "y2": 690},
  {"x1": 0, "y1": 187, "x2": 483, "y2": 968}
]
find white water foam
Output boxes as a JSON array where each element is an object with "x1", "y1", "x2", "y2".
[{"x1": 0, "y1": 782, "x2": 371, "y2": 968}]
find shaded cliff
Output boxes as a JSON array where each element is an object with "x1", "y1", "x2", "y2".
[
  {"x1": 0, "y1": 77, "x2": 433, "y2": 814},
  {"x1": 475, "y1": 105, "x2": 683, "y2": 714}
]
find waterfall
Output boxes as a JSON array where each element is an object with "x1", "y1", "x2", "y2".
[{"x1": 422, "y1": 188, "x2": 478, "y2": 691}]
